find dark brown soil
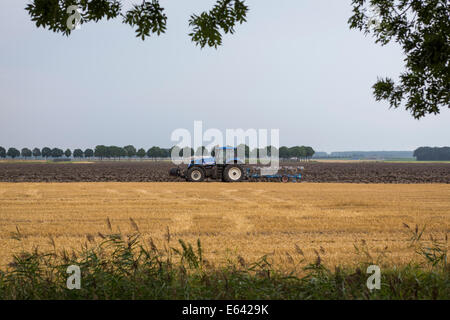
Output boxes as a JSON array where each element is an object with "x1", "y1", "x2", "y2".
[{"x1": 0, "y1": 161, "x2": 448, "y2": 183}]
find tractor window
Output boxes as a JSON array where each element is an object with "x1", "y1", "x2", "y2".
[{"x1": 214, "y1": 148, "x2": 236, "y2": 164}]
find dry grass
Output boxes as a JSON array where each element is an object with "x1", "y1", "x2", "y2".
[{"x1": 0, "y1": 182, "x2": 448, "y2": 270}]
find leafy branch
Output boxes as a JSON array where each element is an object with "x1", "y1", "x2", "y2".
[
  {"x1": 25, "y1": 0, "x2": 249, "y2": 47},
  {"x1": 348, "y1": 0, "x2": 449, "y2": 119}
]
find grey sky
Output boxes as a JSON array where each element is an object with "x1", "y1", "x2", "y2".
[{"x1": 0, "y1": 0, "x2": 449, "y2": 152}]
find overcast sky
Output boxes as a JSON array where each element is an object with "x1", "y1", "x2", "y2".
[{"x1": 0, "y1": 0, "x2": 449, "y2": 152}]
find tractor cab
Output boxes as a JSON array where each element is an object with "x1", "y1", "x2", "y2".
[{"x1": 213, "y1": 147, "x2": 243, "y2": 165}]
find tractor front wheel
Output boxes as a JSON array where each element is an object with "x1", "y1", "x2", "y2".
[{"x1": 187, "y1": 167, "x2": 205, "y2": 182}]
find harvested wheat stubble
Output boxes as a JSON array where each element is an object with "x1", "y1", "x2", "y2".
[
  {"x1": 0, "y1": 182, "x2": 448, "y2": 270},
  {"x1": 0, "y1": 161, "x2": 449, "y2": 183}
]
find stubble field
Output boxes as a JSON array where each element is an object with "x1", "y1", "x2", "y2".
[{"x1": 0, "y1": 182, "x2": 448, "y2": 271}]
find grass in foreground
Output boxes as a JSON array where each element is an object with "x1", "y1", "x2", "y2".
[{"x1": 0, "y1": 223, "x2": 448, "y2": 300}]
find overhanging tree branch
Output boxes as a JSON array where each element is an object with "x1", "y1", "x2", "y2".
[
  {"x1": 25, "y1": 0, "x2": 249, "y2": 47},
  {"x1": 349, "y1": 0, "x2": 449, "y2": 119}
]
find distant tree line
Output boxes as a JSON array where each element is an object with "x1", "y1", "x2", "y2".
[
  {"x1": 278, "y1": 146, "x2": 315, "y2": 161},
  {"x1": 0, "y1": 146, "x2": 175, "y2": 160},
  {"x1": 0, "y1": 145, "x2": 315, "y2": 161},
  {"x1": 413, "y1": 147, "x2": 450, "y2": 161},
  {"x1": 93, "y1": 145, "x2": 171, "y2": 160},
  {"x1": 0, "y1": 147, "x2": 92, "y2": 160}
]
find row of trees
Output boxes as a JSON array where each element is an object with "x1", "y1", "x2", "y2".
[
  {"x1": 0, "y1": 145, "x2": 315, "y2": 161},
  {"x1": 413, "y1": 147, "x2": 450, "y2": 161},
  {"x1": 0, "y1": 147, "x2": 94, "y2": 159},
  {"x1": 93, "y1": 145, "x2": 169, "y2": 160}
]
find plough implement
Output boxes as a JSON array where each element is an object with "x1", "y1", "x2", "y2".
[{"x1": 246, "y1": 166, "x2": 303, "y2": 183}]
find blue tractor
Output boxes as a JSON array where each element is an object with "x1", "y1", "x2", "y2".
[{"x1": 169, "y1": 147, "x2": 245, "y2": 182}]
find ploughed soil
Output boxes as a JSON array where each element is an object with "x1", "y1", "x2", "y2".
[{"x1": 0, "y1": 161, "x2": 448, "y2": 183}]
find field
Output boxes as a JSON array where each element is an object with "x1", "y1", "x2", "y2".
[
  {"x1": 0, "y1": 161, "x2": 449, "y2": 183},
  {"x1": 0, "y1": 182, "x2": 448, "y2": 271}
]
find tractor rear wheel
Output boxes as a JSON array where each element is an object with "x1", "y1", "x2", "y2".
[
  {"x1": 187, "y1": 167, "x2": 205, "y2": 182},
  {"x1": 223, "y1": 165, "x2": 244, "y2": 182}
]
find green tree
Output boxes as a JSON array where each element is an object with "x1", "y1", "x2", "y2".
[
  {"x1": 136, "y1": 148, "x2": 146, "y2": 159},
  {"x1": 119, "y1": 147, "x2": 127, "y2": 159},
  {"x1": 147, "y1": 146, "x2": 161, "y2": 160},
  {"x1": 349, "y1": 0, "x2": 449, "y2": 118},
  {"x1": 279, "y1": 146, "x2": 290, "y2": 160},
  {"x1": 0, "y1": 147, "x2": 6, "y2": 158},
  {"x1": 73, "y1": 149, "x2": 84, "y2": 158},
  {"x1": 160, "y1": 148, "x2": 170, "y2": 158},
  {"x1": 7, "y1": 148, "x2": 20, "y2": 159},
  {"x1": 288, "y1": 146, "x2": 302, "y2": 161},
  {"x1": 104, "y1": 146, "x2": 112, "y2": 158},
  {"x1": 305, "y1": 146, "x2": 315, "y2": 161},
  {"x1": 42, "y1": 147, "x2": 52, "y2": 159},
  {"x1": 51, "y1": 148, "x2": 64, "y2": 158},
  {"x1": 21, "y1": 148, "x2": 32, "y2": 159},
  {"x1": 32, "y1": 148, "x2": 41, "y2": 158},
  {"x1": 64, "y1": 149, "x2": 72, "y2": 158},
  {"x1": 84, "y1": 148, "x2": 94, "y2": 158},
  {"x1": 94, "y1": 145, "x2": 107, "y2": 159},
  {"x1": 414, "y1": 146, "x2": 450, "y2": 161},
  {"x1": 299, "y1": 146, "x2": 308, "y2": 161},
  {"x1": 107, "y1": 146, "x2": 125, "y2": 160},
  {"x1": 25, "y1": 0, "x2": 248, "y2": 47},
  {"x1": 124, "y1": 145, "x2": 137, "y2": 158}
]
